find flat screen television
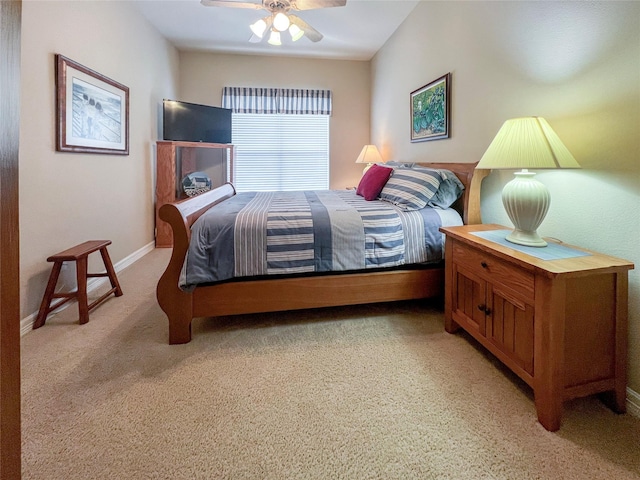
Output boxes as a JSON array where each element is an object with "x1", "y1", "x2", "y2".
[{"x1": 162, "y1": 99, "x2": 232, "y2": 144}]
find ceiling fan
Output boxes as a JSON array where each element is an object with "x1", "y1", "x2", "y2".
[{"x1": 200, "y1": 0, "x2": 347, "y2": 45}]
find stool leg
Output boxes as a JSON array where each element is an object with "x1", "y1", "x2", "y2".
[
  {"x1": 33, "y1": 261, "x2": 64, "y2": 329},
  {"x1": 76, "y1": 256, "x2": 89, "y2": 325},
  {"x1": 99, "y1": 247, "x2": 123, "y2": 296}
]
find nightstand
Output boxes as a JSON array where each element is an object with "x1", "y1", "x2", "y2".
[{"x1": 440, "y1": 224, "x2": 634, "y2": 431}]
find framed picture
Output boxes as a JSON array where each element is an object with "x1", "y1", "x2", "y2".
[
  {"x1": 410, "y1": 73, "x2": 451, "y2": 142},
  {"x1": 55, "y1": 54, "x2": 129, "y2": 155}
]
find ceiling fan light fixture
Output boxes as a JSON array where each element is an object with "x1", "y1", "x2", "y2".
[
  {"x1": 249, "y1": 17, "x2": 268, "y2": 38},
  {"x1": 289, "y1": 23, "x2": 304, "y2": 41},
  {"x1": 268, "y1": 29, "x2": 282, "y2": 46},
  {"x1": 272, "y1": 12, "x2": 290, "y2": 32},
  {"x1": 202, "y1": 0, "x2": 346, "y2": 46}
]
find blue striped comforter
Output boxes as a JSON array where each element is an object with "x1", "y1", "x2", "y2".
[{"x1": 180, "y1": 190, "x2": 445, "y2": 289}]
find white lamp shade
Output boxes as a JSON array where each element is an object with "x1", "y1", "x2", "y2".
[
  {"x1": 289, "y1": 24, "x2": 304, "y2": 41},
  {"x1": 250, "y1": 18, "x2": 268, "y2": 38},
  {"x1": 477, "y1": 117, "x2": 580, "y2": 248},
  {"x1": 267, "y1": 30, "x2": 281, "y2": 46},
  {"x1": 476, "y1": 117, "x2": 580, "y2": 170},
  {"x1": 355, "y1": 145, "x2": 383, "y2": 165}
]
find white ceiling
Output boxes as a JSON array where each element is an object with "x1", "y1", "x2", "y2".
[{"x1": 133, "y1": 0, "x2": 420, "y2": 61}]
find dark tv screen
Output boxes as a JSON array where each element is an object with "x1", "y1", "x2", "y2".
[{"x1": 163, "y1": 99, "x2": 232, "y2": 144}]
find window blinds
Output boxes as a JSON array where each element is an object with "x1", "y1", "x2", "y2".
[
  {"x1": 231, "y1": 113, "x2": 329, "y2": 192},
  {"x1": 223, "y1": 87, "x2": 331, "y2": 192}
]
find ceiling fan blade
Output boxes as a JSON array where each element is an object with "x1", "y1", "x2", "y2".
[
  {"x1": 290, "y1": 0, "x2": 346, "y2": 11},
  {"x1": 200, "y1": 0, "x2": 263, "y2": 9},
  {"x1": 289, "y1": 14, "x2": 323, "y2": 42}
]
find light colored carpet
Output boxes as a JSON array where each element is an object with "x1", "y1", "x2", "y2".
[{"x1": 21, "y1": 249, "x2": 640, "y2": 479}]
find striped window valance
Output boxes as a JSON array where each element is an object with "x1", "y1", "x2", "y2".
[{"x1": 222, "y1": 87, "x2": 332, "y2": 115}]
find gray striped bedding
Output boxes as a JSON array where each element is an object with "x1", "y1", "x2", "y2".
[{"x1": 179, "y1": 189, "x2": 461, "y2": 290}]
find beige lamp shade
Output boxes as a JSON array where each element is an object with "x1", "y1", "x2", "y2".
[
  {"x1": 356, "y1": 145, "x2": 383, "y2": 174},
  {"x1": 355, "y1": 145, "x2": 384, "y2": 165},
  {"x1": 476, "y1": 117, "x2": 580, "y2": 170},
  {"x1": 477, "y1": 117, "x2": 580, "y2": 248}
]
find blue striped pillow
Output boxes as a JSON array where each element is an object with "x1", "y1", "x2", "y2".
[
  {"x1": 379, "y1": 168, "x2": 443, "y2": 211},
  {"x1": 411, "y1": 166, "x2": 465, "y2": 209}
]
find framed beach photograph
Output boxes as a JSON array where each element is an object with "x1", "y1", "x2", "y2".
[
  {"x1": 55, "y1": 54, "x2": 129, "y2": 155},
  {"x1": 410, "y1": 73, "x2": 451, "y2": 142}
]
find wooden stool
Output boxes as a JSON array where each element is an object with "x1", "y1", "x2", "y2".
[{"x1": 33, "y1": 240, "x2": 123, "y2": 328}]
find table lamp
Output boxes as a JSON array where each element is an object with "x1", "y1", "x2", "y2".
[
  {"x1": 355, "y1": 145, "x2": 383, "y2": 174},
  {"x1": 475, "y1": 117, "x2": 580, "y2": 247}
]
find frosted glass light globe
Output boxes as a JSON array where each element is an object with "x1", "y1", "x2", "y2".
[
  {"x1": 268, "y1": 30, "x2": 282, "y2": 46},
  {"x1": 289, "y1": 24, "x2": 304, "y2": 41},
  {"x1": 273, "y1": 13, "x2": 290, "y2": 32},
  {"x1": 250, "y1": 18, "x2": 267, "y2": 38}
]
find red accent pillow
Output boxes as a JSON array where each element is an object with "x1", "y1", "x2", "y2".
[{"x1": 356, "y1": 164, "x2": 394, "y2": 201}]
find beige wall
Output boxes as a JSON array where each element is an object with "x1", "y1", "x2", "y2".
[
  {"x1": 371, "y1": 1, "x2": 640, "y2": 393},
  {"x1": 178, "y1": 52, "x2": 371, "y2": 190},
  {"x1": 19, "y1": 1, "x2": 179, "y2": 317}
]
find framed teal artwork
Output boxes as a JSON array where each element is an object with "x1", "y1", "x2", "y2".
[{"x1": 410, "y1": 73, "x2": 451, "y2": 143}]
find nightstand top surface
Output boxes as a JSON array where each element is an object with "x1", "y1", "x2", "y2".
[{"x1": 440, "y1": 224, "x2": 634, "y2": 276}]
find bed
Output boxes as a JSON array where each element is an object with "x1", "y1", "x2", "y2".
[{"x1": 157, "y1": 162, "x2": 489, "y2": 344}]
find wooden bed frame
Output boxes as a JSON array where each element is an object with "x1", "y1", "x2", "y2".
[{"x1": 156, "y1": 162, "x2": 489, "y2": 344}]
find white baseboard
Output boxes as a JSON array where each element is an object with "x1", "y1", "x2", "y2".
[
  {"x1": 627, "y1": 387, "x2": 640, "y2": 418},
  {"x1": 20, "y1": 241, "x2": 156, "y2": 337}
]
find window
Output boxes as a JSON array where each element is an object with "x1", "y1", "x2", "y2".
[
  {"x1": 222, "y1": 87, "x2": 332, "y2": 192},
  {"x1": 231, "y1": 113, "x2": 329, "y2": 192}
]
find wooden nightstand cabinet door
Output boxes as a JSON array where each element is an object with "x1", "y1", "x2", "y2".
[
  {"x1": 452, "y1": 264, "x2": 487, "y2": 336},
  {"x1": 486, "y1": 285, "x2": 535, "y2": 376}
]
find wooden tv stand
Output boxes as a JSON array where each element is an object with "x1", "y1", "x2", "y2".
[
  {"x1": 155, "y1": 140, "x2": 234, "y2": 247},
  {"x1": 440, "y1": 224, "x2": 634, "y2": 431}
]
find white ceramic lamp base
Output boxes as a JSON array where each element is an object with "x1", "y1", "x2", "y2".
[{"x1": 502, "y1": 170, "x2": 550, "y2": 247}]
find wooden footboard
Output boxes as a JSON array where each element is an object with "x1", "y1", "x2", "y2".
[
  {"x1": 156, "y1": 183, "x2": 236, "y2": 344},
  {"x1": 156, "y1": 164, "x2": 489, "y2": 344}
]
